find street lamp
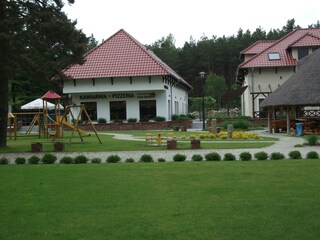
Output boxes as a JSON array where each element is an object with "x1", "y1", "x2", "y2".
[{"x1": 199, "y1": 71, "x2": 206, "y2": 130}]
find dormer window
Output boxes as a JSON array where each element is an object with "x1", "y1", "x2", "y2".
[
  {"x1": 298, "y1": 48, "x2": 308, "y2": 59},
  {"x1": 268, "y1": 52, "x2": 281, "y2": 60}
]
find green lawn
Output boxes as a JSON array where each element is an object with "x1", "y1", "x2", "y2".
[
  {"x1": 1, "y1": 160, "x2": 320, "y2": 240},
  {"x1": 1, "y1": 130, "x2": 277, "y2": 153}
]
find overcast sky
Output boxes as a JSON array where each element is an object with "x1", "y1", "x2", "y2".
[{"x1": 63, "y1": 0, "x2": 320, "y2": 47}]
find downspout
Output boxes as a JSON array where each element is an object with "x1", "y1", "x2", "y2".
[{"x1": 251, "y1": 68, "x2": 255, "y2": 117}]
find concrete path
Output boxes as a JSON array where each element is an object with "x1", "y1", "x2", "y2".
[{"x1": 1, "y1": 131, "x2": 319, "y2": 163}]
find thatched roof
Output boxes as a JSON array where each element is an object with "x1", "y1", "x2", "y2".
[{"x1": 261, "y1": 49, "x2": 320, "y2": 108}]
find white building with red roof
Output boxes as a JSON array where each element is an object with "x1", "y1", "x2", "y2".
[
  {"x1": 62, "y1": 29, "x2": 192, "y2": 122},
  {"x1": 237, "y1": 28, "x2": 320, "y2": 117}
]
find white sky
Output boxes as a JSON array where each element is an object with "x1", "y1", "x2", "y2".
[{"x1": 63, "y1": 0, "x2": 320, "y2": 47}]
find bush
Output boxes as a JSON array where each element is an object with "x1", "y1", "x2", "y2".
[
  {"x1": 107, "y1": 155, "x2": 121, "y2": 163},
  {"x1": 154, "y1": 116, "x2": 166, "y2": 122},
  {"x1": 125, "y1": 158, "x2": 135, "y2": 163},
  {"x1": 140, "y1": 154, "x2": 153, "y2": 162},
  {"x1": 74, "y1": 155, "x2": 88, "y2": 164},
  {"x1": 171, "y1": 114, "x2": 179, "y2": 121},
  {"x1": 187, "y1": 113, "x2": 196, "y2": 119},
  {"x1": 306, "y1": 151, "x2": 319, "y2": 159},
  {"x1": 41, "y1": 154, "x2": 57, "y2": 164},
  {"x1": 254, "y1": 151, "x2": 268, "y2": 160},
  {"x1": 307, "y1": 135, "x2": 318, "y2": 146},
  {"x1": 176, "y1": 114, "x2": 191, "y2": 121},
  {"x1": 223, "y1": 153, "x2": 236, "y2": 161},
  {"x1": 205, "y1": 152, "x2": 221, "y2": 161},
  {"x1": 60, "y1": 156, "x2": 74, "y2": 164},
  {"x1": 91, "y1": 158, "x2": 102, "y2": 163},
  {"x1": 239, "y1": 152, "x2": 252, "y2": 161},
  {"x1": 173, "y1": 154, "x2": 187, "y2": 162},
  {"x1": 192, "y1": 154, "x2": 203, "y2": 161},
  {"x1": 270, "y1": 152, "x2": 285, "y2": 160},
  {"x1": 15, "y1": 157, "x2": 26, "y2": 164},
  {"x1": 221, "y1": 120, "x2": 250, "y2": 130},
  {"x1": 288, "y1": 150, "x2": 302, "y2": 159},
  {"x1": 97, "y1": 118, "x2": 107, "y2": 124},
  {"x1": 0, "y1": 157, "x2": 9, "y2": 165},
  {"x1": 157, "y1": 158, "x2": 166, "y2": 162},
  {"x1": 127, "y1": 118, "x2": 137, "y2": 123},
  {"x1": 28, "y1": 155, "x2": 40, "y2": 164}
]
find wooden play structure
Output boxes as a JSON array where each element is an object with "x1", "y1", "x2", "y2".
[{"x1": 7, "y1": 113, "x2": 17, "y2": 140}]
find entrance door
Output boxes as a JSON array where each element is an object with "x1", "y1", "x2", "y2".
[
  {"x1": 110, "y1": 101, "x2": 126, "y2": 121},
  {"x1": 140, "y1": 100, "x2": 156, "y2": 120}
]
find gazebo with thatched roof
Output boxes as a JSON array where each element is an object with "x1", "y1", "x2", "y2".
[{"x1": 260, "y1": 48, "x2": 320, "y2": 134}]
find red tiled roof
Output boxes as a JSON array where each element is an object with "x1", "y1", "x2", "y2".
[
  {"x1": 42, "y1": 90, "x2": 61, "y2": 99},
  {"x1": 240, "y1": 40, "x2": 276, "y2": 55},
  {"x1": 239, "y1": 28, "x2": 320, "y2": 68},
  {"x1": 62, "y1": 29, "x2": 192, "y2": 90},
  {"x1": 289, "y1": 33, "x2": 320, "y2": 48}
]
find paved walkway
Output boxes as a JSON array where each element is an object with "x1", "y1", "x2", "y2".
[{"x1": 1, "y1": 131, "x2": 319, "y2": 163}]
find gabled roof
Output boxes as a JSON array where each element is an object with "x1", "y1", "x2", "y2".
[
  {"x1": 62, "y1": 29, "x2": 192, "y2": 90},
  {"x1": 240, "y1": 40, "x2": 276, "y2": 56},
  {"x1": 42, "y1": 90, "x2": 61, "y2": 99},
  {"x1": 289, "y1": 33, "x2": 320, "y2": 48},
  {"x1": 260, "y1": 48, "x2": 320, "y2": 107},
  {"x1": 239, "y1": 28, "x2": 320, "y2": 68}
]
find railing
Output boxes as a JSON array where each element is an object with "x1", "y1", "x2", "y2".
[
  {"x1": 301, "y1": 110, "x2": 320, "y2": 117},
  {"x1": 253, "y1": 111, "x2": 267, "y2": 118}
]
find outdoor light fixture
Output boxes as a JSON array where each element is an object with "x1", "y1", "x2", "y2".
[{"x1": 199, "y1": 71, "x2": 206, "y2": 130}]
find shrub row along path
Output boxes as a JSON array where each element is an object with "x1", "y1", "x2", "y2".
[{"x1": 1, "y1": 131, "x2": 319, "y2": 163}]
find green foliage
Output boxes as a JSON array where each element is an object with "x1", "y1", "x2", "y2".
[
  {"x1": 125, "y1": 158, "x2": 135, "y2": 163},
  {"x1": 239, "y1": 152, "x2": 252, "y2": 161},
  {"x1": 28, "y1": 155, "x2": 40, "y2": 164},
  {"x1": 205, "y1": 73, "x2": 227, "y2": 108},
  {"x1": 306, "y1": 135, "x2": 318, "y2": 146},
  {"x1": 97, "y1": 118, "x2": 107, "y2": 124},
  {"x1": 254, "y1": 151, "x2": 269, "y2": 160},
  {"x1": 157, "y1": 158, "x2": 166, "y2": 162},
  {"x1": 15, "y1": 157, "x2": 26, "y2": 164},
  {"x1": 154, "y1": 116, "x2": 166, "y2": 122},
  {"x1": 306, "y1": 151, "x2": 319, "y2": 159},
  {"x1": 0, "y1": 157, "x2": 9, "y2": 165},
  {"x1": 171, "y1": 114, "x2": 179, "y2": 121},
  {"x1": 60, "y1": 156, "x2": 74, "y2": 164},
  {"x1": 205, "y1": 152, "x2": 221, "y2": 161},
  {"x1": 91, "y1": 158, "x2": 102, "y2": 164},
  {"x1": 127, "y1": 118, "x2": 137, "y2": 123},
  {"x1": 41, "y1": 154, "x2": 57, "y2": 164},
  {"x1": 223, "y1": 153, "x2": 236, "y2": 161},
  {"x1": 140, "y1": 154, "x2": 153, "y2": 162},
  {"x1": 107, "y1": 155, "x2": 121, "y2": 163},
  {"x1": 188, "y1": 97, "x2": 216, "y2": 113},
  {"x1": 192, "y1": 154, "x2": 203, "y2": 161},
  {"x1": 173, "y1": 154, "x2": 187, "y2": 162},
  {"x1": 221, "y1": 120, "x2": 250, "y2": 130},
  {"x1": 288, "y1": 151, "x2": 302, "y2": 160},
  {"x1": 270, "y1": 152, "x2": 285, "y2": 160},
  {"x1": 74, "y1": 155, "x2": 88, "y2": 164}
]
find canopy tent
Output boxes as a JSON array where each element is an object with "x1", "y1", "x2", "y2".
[{"x1": 21, "y1": 98, "x2": 63, "y2": 110}]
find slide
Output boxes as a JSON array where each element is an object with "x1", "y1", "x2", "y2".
[{"x1": 61, "y1": 118, "x2": 88, "y2": 135}]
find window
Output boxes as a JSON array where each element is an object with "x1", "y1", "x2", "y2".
[
  {"x1": 268, "y1": 52, "x2": 280, "y2": 60},
  {"x1": 110, "y1": 101, "x2": 126, "y2": 121},
  {"x1": 298, "y1": 48, "x2": 308, "y2": 59},
  {"x1": 81, "y1": 102, "x2": 97, "y2": 121},
  {"x1": 140, "y1": 100, "x2": 156, "y2": 120}
]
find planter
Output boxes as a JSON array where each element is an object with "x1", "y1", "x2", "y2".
[
  {"x1": 216, "y1": 127, "x2": 221, "y2": 133},
  {"x1": 191, "y1": 139, "x2": 201, "y2": 149},
  {"x1": 31, "y1": 142, "x2": 42, "y2": 152},
  {"x1": 181, "y1": 126, "x2": 187, "y2": 132},
  {"x1": 54, "y1": 142, "x2": 64, "y2": 152},
  {"x1": 167, "y1": 139, "x2": 177, "y2": 150},
  {"x1": 173, "y1": 126, "x2": 180, "y2": 131}
]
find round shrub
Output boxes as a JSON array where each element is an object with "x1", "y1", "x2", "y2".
[
  {"x1": 91, "y1": 157, "x2": 102, "y2": 163},
  {"x1": 15, "y1": 157, "x2": 26, "y2": 164},
  {"x1": 97, "y1": 118, "x2": 107, "y2": 124},
  {"x1": 173, "y1": 154, "x2": 187, "y2": 162},
  {"x1": 60, "y1": 156, "x2": 74, "y2": 164},
  {"x1": 306, "y1": 151, "x2": 319, "y2": 159},
  {"x1": 125, "y1": 158, "x2": 135, "y2": 163},
  {"x1": 239, "y1": 152, "x2": 252, "y2": 161},
  {"x1": 28, "y1": 155, "x2": 40, "y2": 164},
  {"x1": 157, "y1": 158, "x2": 166, "y2": 162},
  {"x1": 42, "y1": 153, "x2": 57, "y2": 164},
  {"x1": 154, "y1": 116, "x2": 166, "y2": 122},
  {"x1": 127, "y1": 118, "x2": 137, "y2": 123},
  {"x1": 288, "y1": 150, "x2": 302, "y2": 159},
  {"x1": 192, "y1": 154, "x2": 203, "y2": 161},
  {"x1": 107, "y1": 155, "x2": 121, "y2": 163},
  {"x1": 0, "y1": 157, "x2": 9, "y2": 165},
  {"x1": 223, "y1": 153, "x2": 236, "y2": 161},
  {"x1": 74, "y1": 155, "x2": 88, "y2": 164},
  {"x1": 140, "y1": 154, "x2": 153, "y2": 163},
  {"x1": 307, "y1": 135, "x2": 318, "y2": 146},
  {"x1": 254, "y1": 151, "x2": 268, "y2": 160},
  {"x1": 270, "y1": 152, "x2": 285, "y2": 160},
  {"x1": 205, "y1": 152, "x2": 221, "y2": 161}
]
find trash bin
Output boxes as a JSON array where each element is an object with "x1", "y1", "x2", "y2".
[{"x1": 295, "y1": 123, "x2": 304, "y2": 136}]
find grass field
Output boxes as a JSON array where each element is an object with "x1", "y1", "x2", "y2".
[
  {"x1": 1, "y1": 160, "x2": 320, "y2": 240},
  {"x1": 1, "y1": 130, "x2": 277, "y2": 153}
]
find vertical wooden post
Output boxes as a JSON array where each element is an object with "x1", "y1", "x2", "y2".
[
  {"x1": 267, "y1": 107, "x2": 272, "y2": 133},
  {"x1": 286, "y1": 107, "x2": 290, "y2": 135}
]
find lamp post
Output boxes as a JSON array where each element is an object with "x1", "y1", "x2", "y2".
[{"x1": 199, "y1": 71, "x2": 206, "y2": 130}]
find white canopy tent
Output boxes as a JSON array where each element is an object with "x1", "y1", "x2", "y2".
[{"x1": 21, "y1": 98, "x2": 64, "y2": 110}]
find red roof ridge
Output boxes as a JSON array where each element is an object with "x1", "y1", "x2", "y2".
[{"x1": 288, "y1": 32, "x2": 320, "y2": 48}]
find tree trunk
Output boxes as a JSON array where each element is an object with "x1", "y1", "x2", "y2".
[{"x1": 0, "y1": 0, "x2": 9, "y2": 147}]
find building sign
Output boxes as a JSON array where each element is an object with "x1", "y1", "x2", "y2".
[{"x1": 79, "y1": 92, "x2": 155, "y2": 100}]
